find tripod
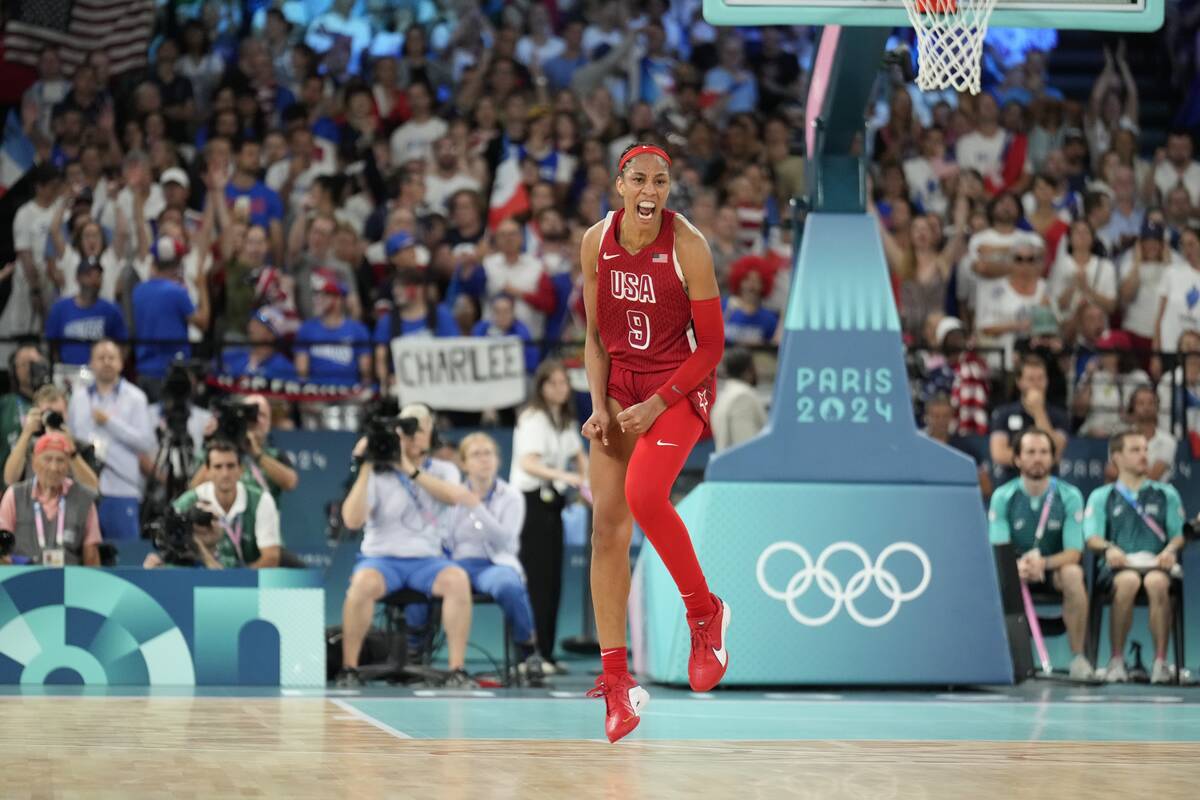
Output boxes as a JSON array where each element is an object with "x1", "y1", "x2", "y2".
[{"x1": 140, "y1": 419, "x2": 196, "y2": 534}]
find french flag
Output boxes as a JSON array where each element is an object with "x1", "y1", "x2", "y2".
[
  {"x1": 487, "y1": 144, "x2": 530, "y2": 230},
  {"x1": 0, "y1": 109, "x2": 34, "y2": 200}
]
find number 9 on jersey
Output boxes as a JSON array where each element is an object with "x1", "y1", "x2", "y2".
[{"x1": 627, "y1": 310, "x2": 651, "y2": 351}]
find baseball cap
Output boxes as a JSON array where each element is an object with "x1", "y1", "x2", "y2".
[
  {"x1": 249, "y1": 306, "x2": 284, "y2": 336},
  {"x1": 1140, "y1": 219, "x2": 1166, "y2": 241},
  {"x1": 312, "y1": 269, "x2": 348, "y2": 297},
  {"x1": 1030, "y1": 306, "x2": 1059, "y2": 337},
  {"x1": 77, "y1": 256, "x2": 103, "y2": 276},
  {"x1": 34, "y1": 432, "x2": 71, "y2": 456},
  {"x1": 155, "y1": 236, "x2": 186, "y2": 265},
  {"x1": 160, "y1": 167, "x2": 190, "y2": 190},
  {"x1": 386, "y1": 231, "x2": 416, "y2": 257},
  {"x1": 935, "y1": 316, "x2": 964, "y2": 346}
]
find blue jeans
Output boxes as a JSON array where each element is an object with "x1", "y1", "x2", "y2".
[{"x1": 405, "y1": 558, "x2": 535, "y2": 645}]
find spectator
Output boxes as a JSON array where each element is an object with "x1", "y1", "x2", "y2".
[
  {"x1": 44, "y1": 258, "x2": 127, "y2": 367},
  {"x1": 1127, "y1": 385, "x2": 1178, "y2": 481},
  {"x1": 960, "y1": 192, "x2": 1041, "y2": 319},
  {"x1": 372, "y1": 266, "x2": 458, "y2": 387},
  {"x1": 445, "y1": 432, "x2": 545, "y2": 683},
  {"x1": 225, "y1": 136, "x2": 285, "y2": 264},
  {"x1": 1157, "y1": 329, "x2": 1200, "y2": 443},
  {"x1": 3, "y1": 385, "x2": 98, "y2": 491},
  {"x1": 152, "y1": 439, "x2": 282, "y2": 569},
  {"x1": 0, "y1": 344, "x2": 51, "y2": 487},
  {"x1": 472, "y1": 294, "x2": 539, "y2": 375},
  {"x1": 221, "y1": 308, "x2": 298, "y2": 380},
  {"x1": 1084, "y1": 43, "x2": 1138, "y2": 164},
  {"x1": 67, "y1": 339, "x2": 156, "y2": 540},
  {"x1": 0, "y1": 432, "x2": 100, "y2": 566},
  {"x1": 1025, "y1": 173, "x2": 1071, "y2": 271},
  {"x1": 1084, "y1": 431, "x2": 1186, "y2": 684},
  {"x1": 510, "y1": 360, "x2": 586, "y2": 670},
  {"x1": 1153, "y1": 227, "x2": 1200, "y2": 359},
  {"x1": 924, "y1": 316, "x2": 992, "y2": 436},
  {"x1": 989, "y1": 355, "x2": 1070, "y2": 484},
  {"x1": 711, "y1": 347, "x2": 768, "y2": 451},
  {"x1": 988, "y1": 428, "x2": 1091, "y2": 679},
  {"x1": 337, "y1": 403, "x2": 477, "y2": 688},
  {"x1": 1073, "y1": 331, "x2": 1150, "y2": 438},
  {"x1": 295, "y1": 272, "x2": 372, "y2": 387},
  {"x1": 191, "y1": 395, "x2": 298, "y2": 503},
  {"x1": 2, "y1": 165, "x2": 63, "y2": 366},
  {"x1": 483, "y1": 218, "x2": 554, "y2": 341},
  {"x1": 722, "y1": 257, "x2": 779, "y2": 346},
  {"x1": 132, "y1": 237, "x2": 211, "y2": 394},
  {"x1": 923, "y1": 393, "x2": 992, "y2": 497},
  {"x1": 703, "y1": 35, "x2": 757, "y2": 120},
  {"x1": 388, "y1": 80, "x2": 447, "y2": 168},
  {"x1": 1048, "y1": 220, "x2": 1118, "y2": 327},
  {"x1": 1119, "y1": 221, "x2": 1180, "y2": 355},
  {"x1": 1153, "y1": 130, "x2": 1200, "y2": 206},
  {"x1": 976, "y1": 238, "x2": 1050, "y2": 365},
  {"x1": 1099, "y1": 165, "x2": 1144, "y2": 257}
]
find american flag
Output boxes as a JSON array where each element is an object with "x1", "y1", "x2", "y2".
[
  {"x1": 4, "y1": 0, "x2": 156, "y2": 76},
  {"x1": 653, "y1": 253, "x2": 668, "y2": 264}
]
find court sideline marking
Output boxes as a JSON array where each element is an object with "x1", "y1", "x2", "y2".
[{"x1": 330, "y1": 698, "x2": 413, "y2": 739}]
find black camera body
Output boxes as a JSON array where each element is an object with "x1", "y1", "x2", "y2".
[
  {"x1": 211, "y1": 396, "x2": 260, "y2": 448},
  {"x1": 360, "y1": 398, "x2": 424, "y2": 472},
  {"x1": 146, "y1": 506, "x2": 216, "y2": 567},
  {"x1": 39, "y1": 409, "x2": 64, "y2": 435},
  {"x1": 161, "y1": 362, "x2": 195, "y2": 438},
  {"x1": 0, "y1": 529, "x2": 14, "y2": 559}
]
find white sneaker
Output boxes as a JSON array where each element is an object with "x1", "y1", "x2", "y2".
[
  {"x1": 1069, "y1": 654, "x2": 1095, "y2": 681},
  {"x1": 1151, "y1": 658, "x2": 1174, "y2": 685},
  {"x1": 1103, "y1": 657, "x2": 1128, "y2": 683}
]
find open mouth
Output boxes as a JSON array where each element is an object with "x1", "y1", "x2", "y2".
[{"x1": 636, "y1": 201, "x2": 656, "y2": 220}]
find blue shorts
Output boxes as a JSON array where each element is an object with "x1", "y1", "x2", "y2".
[
  {"x1": 98, "y1": 497, "x2": 140, "y2": 541},
  {"x1": 354, "y1": 555, "x2": 455, "y2": 595}
]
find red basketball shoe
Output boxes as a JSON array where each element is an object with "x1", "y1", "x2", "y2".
[
  {"x1": 687, "y1": 595, "x2": 731, "y2": 692},
  {"x1": 587, "y1": 672, "x2": 650, "y2": 743}
]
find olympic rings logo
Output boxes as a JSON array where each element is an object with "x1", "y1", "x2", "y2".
[{"x1": 755, "y1": 541, "x2": 932, "y2": 628}]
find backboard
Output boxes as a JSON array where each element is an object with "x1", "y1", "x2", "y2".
[{"x1": 704, "y1": 0, "x2": 1164, "y2": 31}]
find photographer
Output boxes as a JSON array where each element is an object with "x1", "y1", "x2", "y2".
[
  {"x1": 190, "y1": 395, "x2": 298, "y2": 501},
  {"x1": 147, "y1": 362, "x2": 213, "y2": 459},
  {"x1": 336, "y1": 403, "x2": 478, "y2": 688},
  {"x1": 145, "y1": 439, "x2": 282, "y2": 569},
  {"x1": 4, "y1": 385, "x2": 99, "y2": 490},
  {"x1": 0, "y1": 343, "x2": 51, "y2": 490},
  {"x1": 67, "y1": 339, "x2": 156, "y2": 540},
  {"x1": 0, "y1": 433, "x2": 101, "y2": 566}
]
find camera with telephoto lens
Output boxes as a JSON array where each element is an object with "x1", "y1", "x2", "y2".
[
  {"x1": 160, "y1": 362, "x2": 195, "y2": 438},
  {"x1": 40, "y1": 409, "x2": 64, "y2": 434},
  {"x1": 360, "y1": 398, "x2": 424, "y2": 472},
  {"x1": 210, "y1": 396, "x2": 259, "y2": 449},
  {"x1": 146, "y1": 506, "x2": 216, "y2": 567}
]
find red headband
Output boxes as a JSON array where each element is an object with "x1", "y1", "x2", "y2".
[{"x1": 618, "y1": 145, "x2": 671, "y2": 175}]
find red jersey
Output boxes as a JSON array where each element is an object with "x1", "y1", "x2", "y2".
[{"x1": 595, "y1": 208, "x2": 696, "y2": 373}]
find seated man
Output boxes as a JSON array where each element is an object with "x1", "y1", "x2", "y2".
[
  {"x1": 148, "y1": 439, "x2": 282, "y2": 569},
  {"x1": 445, "y1": 432, "x2": 543, "y2": 683},
  {"x1": 337, "y1": 403, "x2": 477, "y2": 688},
  {"x1": 3, "y1": 384, "x2": 99, "y2": 490},
  {"x1": 0, "y1": 432, "x2": 100, "y2": 565},
  {"x1": 988, "y1": 428, "x2": 1091, "y2": 679},
  {"x1": 1085, "y1": 431, "x2": 1186, "y2": 684}
]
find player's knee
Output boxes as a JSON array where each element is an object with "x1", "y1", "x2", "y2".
[
  {"x1": 434, "y1": 566, "x2": 471, "y2": 598},
  {"x1": 624, "y1": 470, "x2": 667, "y2": 524}
]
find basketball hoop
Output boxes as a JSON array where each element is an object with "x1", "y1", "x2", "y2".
[{"x1": 900, "y1": 0, "x2": 999, "y2": 94}]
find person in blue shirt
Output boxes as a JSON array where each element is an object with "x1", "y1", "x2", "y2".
[
  {"x1": 373, "y1": 268, "x2": 458, "y2": 391},
  {"x1": 723, "y1": 257, "x2": 780, "y2": 345},
  {"x1": 45, "y1": 258, "x2": 126, "y2": 366},
  {"x1": 132, "y1": 236, "x2": 211, "y2": 395},
  {"x1": 221, "y1": 307, "x2": 298, "y2": 381},
  {"x1": 704, "y1": 36, "x2": 759, "y2": 119},
  {"x1": 225, "y1": 136, "x2": 284, "y2": 263},
  {"x1": 295, "y1": 271, "x2": 372, "y2": 387},
  {"x1": 472, "y1": 293, "x2": 538, "y2": 375}
]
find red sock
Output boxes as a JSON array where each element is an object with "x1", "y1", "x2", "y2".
[
  {"x1": 625, "y1": 402, "x2": 711, "y2": 619},
  {"x1": 601, "y1": 647, "x2": 629, "y2": 676}
]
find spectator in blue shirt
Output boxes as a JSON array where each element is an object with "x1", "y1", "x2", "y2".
[
  {"x1": 295, "y1": 271, "x2": 372, "y2": 387},
  {"x1": 221, "y1": 307, "x2": 298, "y2": 381},
  {"x1": 132, "y1": 237, "x2": 211, "y2": 394},
  {"x1": 225, "y1": 136, "x2": 285, "y2": 264},
  {"x1": 541, "y1": 20, "x2": 588, "y2": 92},
  {"x1": 723, "y1": 257, "x2": 780, "y2": 346},
  {"x1": 473, "y1": 294, "x2": 538, "y2": 375},
  {"x1": 373, "y1": 268, "x2": 458, "y2": 390},
  {"x1": 45, "y1": 258, "x2": 127, "y2": 366},
  {"x1": 704, "y1": 36, "x2": 759, "y2": 120}
]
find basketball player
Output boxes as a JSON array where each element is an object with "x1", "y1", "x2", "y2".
[{"x1": 580, "y1": 143, "x2": 728, "y2": 743}]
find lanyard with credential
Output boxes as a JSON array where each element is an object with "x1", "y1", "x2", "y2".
[
  {"x1": 219, "y1": 515, "x2": 246, "y2": 565},
  {"x1": 33, "y1": 497, "x2": 66, "y2": 550},
  {"x1": 1114, "y1": 482, "x2": 1168, "y2": 543},
  {"x1": 1031, "y1": 478, "x2": 1057, "y2": 547},
  {"x1": 394, "y1": 466, "x2": 438, "y2": 526}
]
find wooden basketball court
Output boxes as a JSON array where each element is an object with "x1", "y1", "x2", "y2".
[{"x1": 4, "y1": 688, "x2": 1198, "y2": 799}]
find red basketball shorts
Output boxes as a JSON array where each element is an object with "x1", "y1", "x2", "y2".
[{"x1": 607, "y1": 363, "x2": 715, "y2": 428}]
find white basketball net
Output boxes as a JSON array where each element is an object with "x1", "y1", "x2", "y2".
[{"x1": 900, "y1": 0, "x2": 1000, "y2": 94}]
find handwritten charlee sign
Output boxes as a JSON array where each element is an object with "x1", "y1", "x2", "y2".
[{"x1": 390, "y1": 336, "x2": 528, "y2": 411}]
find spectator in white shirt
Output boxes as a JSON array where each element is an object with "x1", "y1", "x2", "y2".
[
  {"x1": 903, "y1": 126, "x2": 956, "y2": 218},
  {"x1": 389, "y1": 81, "x2": 448, "y2": 167},
  {"x1": 955, "y1": 94, "x2": 1011, "y2": 189},
  {"x1": 1154, "y1": 227, "x2": 1200, "y2": 357},
  {"x1": 483, "y1": 218, "x2": 553, "y2": 340},
  {"x1": 1126, "y1": 385, "x2": 1178, "y2": 481},
  {"x1": 1118, "y1": 220, "x2": 1181, "y2": 353},
  {"x1": 424, "y1": 138, "x2": 482, "y2": 214},
  {"x1": 961, "y1": 192, "x2": 1043, "y2": 316},
  {"x1": 1048, "y1": 220, "x2": 1118, "y2": 329},
  {"x1": 2, "y1": 165, "x2": 63, "y2": 366},
  {"x1": 1074, "y1": 331, "x2": 1150, "y2": 438},
  {"x1": 976, "y1": 239, "x2": 1050, "y2": 364},
  {"x1": 1154, "y1": 130, "x2": 1200, "y2": 206},
  {"x1": 1158, "y1": 330, "x2": 1200, "y2": 441},
  {"x1": 67, "y1": 339, "x2": 156, "y2": 540},
  {"x1": 711, "y1": 347, "x2": 768, "y2": 451}
]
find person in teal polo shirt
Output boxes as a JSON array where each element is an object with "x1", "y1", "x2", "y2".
[
  {"x1": 988, "y1": 427, "x2": 1092, "y2": 680},
  {"x1": 1084, "y1": 430, "x2": 1186, "y2": 684}
]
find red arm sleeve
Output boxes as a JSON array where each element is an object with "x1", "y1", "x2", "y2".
[{"x1": 654, "y1": 297, "x2": 725, "y2": 407}]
